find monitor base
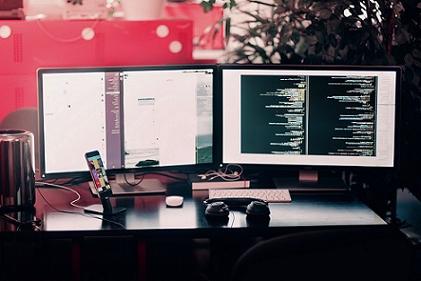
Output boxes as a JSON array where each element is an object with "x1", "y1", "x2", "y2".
[
  {"x1": 273, "y1": 170, "x2": 348, "y2": 192},
  {"x1": 88, "y1": 176, "x2": 166, "y2": 197}
]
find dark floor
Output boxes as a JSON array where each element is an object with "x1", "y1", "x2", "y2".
[{"x1": 396, "y1": 188, "x2": 421, "y2": 281}]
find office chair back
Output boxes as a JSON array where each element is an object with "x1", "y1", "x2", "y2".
[{"x1": 231, "y1": 227, "x2": 412, "y2": 281}]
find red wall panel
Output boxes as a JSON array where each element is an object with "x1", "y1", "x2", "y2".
[{"x1": 0, "y1": 19, "x2": 194, "y2": 122}]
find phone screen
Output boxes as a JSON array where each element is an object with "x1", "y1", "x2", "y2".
[{"x1": 85, "y1": 151, "x2": 112, "y2": 196}]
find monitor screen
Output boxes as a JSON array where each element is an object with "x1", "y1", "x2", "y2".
[
  {"x1": 222, "y1": 65, "x2": 400, "y2": 168},
  {"x1": 38, "y1": 65, "x2": 215, "y2": 178}
]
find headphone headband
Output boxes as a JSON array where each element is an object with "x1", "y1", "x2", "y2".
[{"x1": 203, "y1": 197, "x2": 267, "y2": 207}]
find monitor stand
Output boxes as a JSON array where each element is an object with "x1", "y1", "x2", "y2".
[
  {"x1": 84, "y1": 196, "x2": 126, "y2": 215},
  {"x1": 88, "y1": 173, "x2": 166, "y2": 197},
  {"x1": 273, "y1": 169, "x2": 348, "y2": 192}
]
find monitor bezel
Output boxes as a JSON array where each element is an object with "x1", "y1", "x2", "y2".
[
  {"x1": 37, "y1": 64, "x2": 220, "y2": 179},
  {"x1": 219, "y1": 64, "x2": 402, "y2": 172}
]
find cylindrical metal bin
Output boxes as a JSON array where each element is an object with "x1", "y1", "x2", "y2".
[{"x1": 0, "y1": 130, "x2": 36, "y2": 211}]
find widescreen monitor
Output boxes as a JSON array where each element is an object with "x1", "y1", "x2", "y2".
[
  {"x1": 38, "y1": 65, "x2": 215, "y2": 178},
  {"x1": 221, "y1": 65, "x2": 400, "y2": 170}
]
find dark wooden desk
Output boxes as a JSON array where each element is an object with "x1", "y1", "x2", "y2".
[
  {"x1": 0, "y1": 184, "x2": 388, "y2": 281},
  {"x1": 42, "y1": 191, "x2": 386, "y2": 235}
]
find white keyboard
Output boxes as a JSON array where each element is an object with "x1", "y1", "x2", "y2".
[{"x1": 208, "y1": 188, "x2": 291, "y2": 203}]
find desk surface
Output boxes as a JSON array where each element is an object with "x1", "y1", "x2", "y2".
[
  {"x1": 0, "y1": 184, "x2": 387, "y2": 236},
  {"x1": 37, "y1": 185, "x2": 386, "y2": 237}
]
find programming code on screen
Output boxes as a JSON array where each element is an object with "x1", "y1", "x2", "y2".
[
  {"x1": 223, "y1": 67, "x2": 397, "y2": 167},
  {"x1": 240, "y1": 75, "x2": 377, "y2": 157}
]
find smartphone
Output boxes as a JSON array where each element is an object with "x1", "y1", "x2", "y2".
[{"x1": 85, "y1": 150, "x2": 112, "y2": 198}]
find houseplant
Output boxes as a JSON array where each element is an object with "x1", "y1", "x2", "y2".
[
  {"x1": 201, "y1": 0, "x2": 421, "y2": 207},
  {"x1": 201, "y1": 0, "x2": 416, "y2": 63}
]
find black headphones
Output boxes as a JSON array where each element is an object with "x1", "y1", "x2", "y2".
[{"x1": 203, "y1": 197, "x2": 270, "y2": 220}]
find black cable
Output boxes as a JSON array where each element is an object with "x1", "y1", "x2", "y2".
[
  {"x1": 60, "y1": 176, "x2": 92, "y2": 186},
  {"x1": 124, "y1": 173, "x2": 144, "y2": 186},
  {"x1": 0, "y1": 213, "x2": 42, "y2": 231},
  {"x1": 37, "y1": 176, "x2": 91, "y2": 187},
  {"x1": 137, "y1": 171, "x2": 189, "y2": 182},
  {"x1": 69, "y1": 176, "x2": 88, "y2": 185},
  {"x1": 36, "y1": 187, "x2": 126, "y2": 229}
]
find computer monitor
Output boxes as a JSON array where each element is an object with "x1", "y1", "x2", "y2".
[
  {"x1": 38, "y1": 65, "x2": 216, "y2": 182},
  {"x1": 221, "y1": 65, "x2": 400, "y2": 183}
]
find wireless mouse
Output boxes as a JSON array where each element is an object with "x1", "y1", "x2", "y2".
[{"x1": 165, "y1": 195, "x2": 184, "y2": 207}]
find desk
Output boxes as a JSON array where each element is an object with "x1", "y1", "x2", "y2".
[
  {"x1": 42, "y1": 192, "x2": 386, "y2": 235},
  {"x1": 0, "y1": 184, "x2": 387, "y2": 281}
]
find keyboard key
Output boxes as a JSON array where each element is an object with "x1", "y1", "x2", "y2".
[{"x1": 208, "y1": 188, "x2": 291, "y2": 203}]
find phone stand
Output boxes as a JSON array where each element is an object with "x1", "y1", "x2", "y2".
[{"x1": 84, "y1": 196, "x2": 126, "y2": 216}]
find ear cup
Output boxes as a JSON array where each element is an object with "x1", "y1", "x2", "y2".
[
  {"x1": 246, "y1": 201, "x2": 270, "y2": 217},
  {"x1": 205, "y1": 201, "x2": 229, "y2": 218}
]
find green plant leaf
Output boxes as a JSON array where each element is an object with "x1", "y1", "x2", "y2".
[
  {"x1": 225, "y1": 17, "x2": 231, "y2": 44},
  {"x1": 200, "y1": 0, "x2": 216, "y2": 12},
  {"x1": 241, "y1": 10, "x2": 269, "y2": 24}
]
